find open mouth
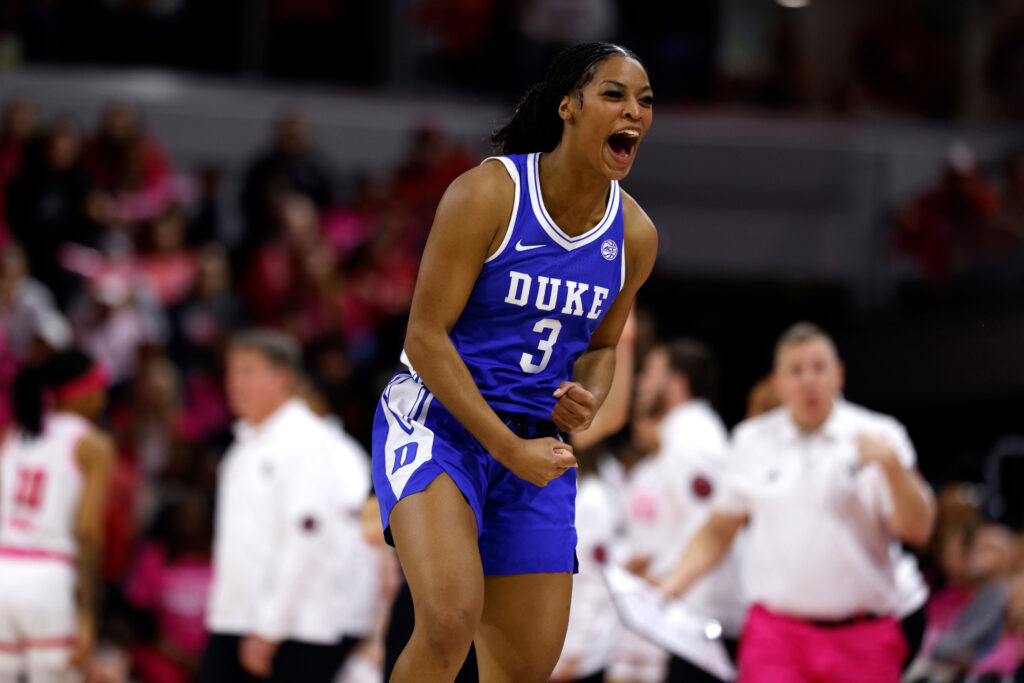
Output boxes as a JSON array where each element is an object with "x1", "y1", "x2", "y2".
[{"x1": 607, "y1": 130, "x2": 639, "y2": 163}]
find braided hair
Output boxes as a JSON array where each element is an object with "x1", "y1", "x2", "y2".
[{"x1": 492, "y1": 42, "x2": 644, "y2": 155}]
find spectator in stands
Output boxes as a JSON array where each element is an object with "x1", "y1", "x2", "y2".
[
  {"x1": 893, "y1": 142, "x2": 1001, "y2": 288},
  {"x1": 133, "y1": 207, "x2": 200, "y2": 307},
  {"x1": 126, "y1": 495, "x2": 213, "y2": 683},
  {"x1": 239, "y1": 109, "x2": 335, "y2": 263},
  {"x1": 995, "y1": 150, "x2": 1024, "y2": 242},
  {"x1": 390, "y1": 123, "x2": 476, "y2": 251},
  {"x1": 848, "y1": 0, "x2": 960, "y2": 118},
  {"x1": 167, "y1": 243, "x2": 246, "y2": 375},
  {"x1": 240, "y1": 192, "x2": 321, "y2": 327},
  {"x1": 985, "y1": 8, "x2": 1024, "y2": 120},
  {"x1": 82, "y1": 102, "x2": 176, "y2": 224},
  {"x1": 71, "y1": 268, "x2": 167, "y2": 388},
  {"x1": 6, "y1": 118, "x2": 101, "y2": 302},
  {"x1": 0, "y1": 98, "x2": 38, "y2": 245},
  {"x1": 111, "y1": 354, "x2": 183, "y2": 484},
  {"x1": 0, "y1": 243, "x2": 71, "y2": 360},
  {"x1": 907, "y1": 524, "x2": 1021, "y2": 681},
  {"x1": 745, "y1": 374, "x2": 779, "y2": 419}
]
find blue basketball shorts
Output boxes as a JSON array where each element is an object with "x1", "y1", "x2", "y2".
[{"x1": 371, "y1": 372, "x2": 578, "y2": 576}]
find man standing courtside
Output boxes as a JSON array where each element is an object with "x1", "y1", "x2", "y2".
[
  {"x1": 662, "y1": 322, "x2": 936, "y2": 682},
  {"x1": 198, "y1": 330, "x2": 361, "y2": 683}
]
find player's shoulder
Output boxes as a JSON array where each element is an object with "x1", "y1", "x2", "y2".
[
  {"x1": 836, "y1": 400, "x2": 908, "y2": 436},
  {"x1": 444, "y1": 157, "x2": 516, "y2": 206},
  {"x1": 620, "y1": 189, "x2": 657, "y2": 246},
  {"x1": 77, "y1": 428, "x2": 115, "y2": 467},
  {"x1": 731, "y1": 406, "x2": 789, "y2": 445}
]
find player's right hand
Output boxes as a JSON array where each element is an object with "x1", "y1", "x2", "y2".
[{"x1": 502, "y1": 437, "x2": 577, "y2": 487}]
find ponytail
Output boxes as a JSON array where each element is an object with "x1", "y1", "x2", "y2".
[
  {"x1": 491, "y1": 82, "x2": 564, "y2": 156},
  {"x1": 12, "y1": 366, "x2": 45, "y2": 437},
  {"x1": 10, "y1": 350, "x2": 98, "y2": 437},
  {"x1": 491, "y1": 42, "x2": 645, "y2": 155}
]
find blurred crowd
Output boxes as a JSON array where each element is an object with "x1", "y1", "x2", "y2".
[
  {"x1": 4, "y1": 0, "x2": 1024, "y2": 120},
  {"x1": 892, "y1": 142, "x2": 1024, "y2": 301},
  {"x1": 0, "y1": 95, "x2": 476, "y2": 682}
]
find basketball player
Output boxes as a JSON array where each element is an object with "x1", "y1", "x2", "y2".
[
  {"x1": 661, "y1": 322, "x2": 937, "y2": 682},
  {"x1": 0, "y1": 350, "x2": 115, "y2": 682},
  {"x1": 372, "y1": 42, "x2": 658, "y2": 683}
]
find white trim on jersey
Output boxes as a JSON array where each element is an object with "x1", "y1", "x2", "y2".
[
  {"x1": 621, "y1": 239, "x2": 626, "y2": 292},
  {"x1": 480, "y1": 156, "x2": 521, "y2": 263},
  {"x1": 527, "y1": 153, "x2": 620, "y2": 251}
]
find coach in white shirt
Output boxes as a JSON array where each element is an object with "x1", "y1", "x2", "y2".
[
  {"x1": 661, "y1": 322, "x2": 936, "y2": 683},
  {"x1": 198, "y1": 330, "x2": 364, "y2": 683}
]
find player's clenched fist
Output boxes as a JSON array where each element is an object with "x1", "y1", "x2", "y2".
[
  {"x1": 502, "y1": 437, "x2": 577, "y2": 487},
  {"x1": 551, "y1": 381, "x2": 597, "y2": 433}
]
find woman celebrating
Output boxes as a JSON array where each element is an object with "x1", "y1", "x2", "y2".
[
  {"x1": 372, "y1": 42, "x2": 657, "y2": 683},
  {"x1": 0, "y1": 350, "x2": 114, "y2": 682}
]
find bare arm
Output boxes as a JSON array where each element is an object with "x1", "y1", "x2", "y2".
[
  {"x1": 660, "y1": 512, "x2": 747, "y2": 600},
  {"x1": 403, "y1": 162, "x2": 575, "y2": 487},
  {"x1": 552, "y1": 193, "x2": 658, "y2": 434},
  {"x1": 858, "y1": 434, "x2": 936, "y2": 547},
  {"x1": 71, "y1": 431, "x2": 115, "y2": 669},
  {"x1": 571, "y1": 307, "x2": 636, "y2": 452}
]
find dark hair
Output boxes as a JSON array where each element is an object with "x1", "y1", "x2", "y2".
[
  {"x1": 12, "y1": 350, "x2": 96, "y2": 437},
  {"x1": 229, "y1": 329, "x2": 302, "y2": 372},
  {"x1": 492, "y1": 42, "x2": 644, "y2": 155},
  {"x1": 665, "y1": 339, "x2": 719, "y2": 403}
]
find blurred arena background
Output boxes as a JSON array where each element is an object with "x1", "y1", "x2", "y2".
[{"x1": 1, "y1": 0, "x2": 1023, "y2": 681}]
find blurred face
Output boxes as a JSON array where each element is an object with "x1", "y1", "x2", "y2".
[
  {"x1": 225, "y1": 348, "x2": 292, "y2": 424},
  {"x1": 635, "y1": 346, "x2": 669, "y2": 416},
  {"x1": 560, "y1": 55, "x2": 653, "y2": 180},
  {"x1": 772, "y1": 338, "x2": 844, "y2": 431},
  {"x1": 967, "y1": 525, "x2": 1016, "y2": 582},
  {"x1": 47, "y1": 127, "x2": 80, "y2": 171}
]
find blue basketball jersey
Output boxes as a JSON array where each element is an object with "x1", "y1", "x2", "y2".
[{"x1": 405, "y1": 152, "x2": 625, "y2": 420}]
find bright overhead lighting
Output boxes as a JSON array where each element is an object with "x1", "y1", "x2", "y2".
[{"x1": 776, "y1": 0, "x2": 810, "y2": 7}]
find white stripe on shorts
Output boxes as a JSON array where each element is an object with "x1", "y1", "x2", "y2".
[{"x1": 381, "y1": 376, "x2": 437, "y2": 499}]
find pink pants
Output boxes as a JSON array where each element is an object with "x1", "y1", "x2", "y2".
[{"x1": 738, "y1": 604, "x2": 907, "y2": 683}]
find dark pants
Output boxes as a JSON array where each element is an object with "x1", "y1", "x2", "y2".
[
  {"x1": 666, "y1": 637, "x2": 739, "y2": 683},
  {"x1": 197, "y1": 632, "x2": 358, "y2": 683},
  {"x1": 385, "y1": 580, "x2": 479, "y2": 682},
  {"x1": 900, "y1": 604, "x2": 927, "y2": 668}
]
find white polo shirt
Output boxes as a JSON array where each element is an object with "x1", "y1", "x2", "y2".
[
  {"x1": 715, "y1": 400, "x2": 918, "y2": 621},
  {"x1": 207, "y1": 399, "x2": 370, "y2": 643},
  {"x1": 649, "y1": 400, "x2": 747, "y2": 635}
]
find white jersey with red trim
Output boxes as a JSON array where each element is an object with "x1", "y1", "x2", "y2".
[{"x1": 0, "y1": 412, "x2": 90, "y2": 562}]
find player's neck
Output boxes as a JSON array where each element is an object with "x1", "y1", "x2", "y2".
[{"x1": 538, "y1": 148, "x2": 610, "y2": 237}]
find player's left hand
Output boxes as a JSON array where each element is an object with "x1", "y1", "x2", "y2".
[
  {"x1": 551, "y1": 381, "x2": 597, "y2": 433},
  {"x1": 856, "y1": 434, "x2": 899, "y2": 469},
  {"x1": 240, "y1": 635, "x2": 279, "y2": 678}
]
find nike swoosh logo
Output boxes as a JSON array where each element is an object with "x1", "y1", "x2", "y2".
[{"x1": 515, "y1": 241, "x2": 545, "y2": 251}]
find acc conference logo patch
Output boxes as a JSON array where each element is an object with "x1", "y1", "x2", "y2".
[{"x1": 601, "y1": 239, "x2": 618, "y2": 261}]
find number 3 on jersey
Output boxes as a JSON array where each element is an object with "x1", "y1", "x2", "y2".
[{"x1": 520, "y1": 318, "x2": 562, "y2": 374}]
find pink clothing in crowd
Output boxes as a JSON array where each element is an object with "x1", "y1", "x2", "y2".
[{"x1": 126, "y1": 542, "x2": 212, "y2": 683}]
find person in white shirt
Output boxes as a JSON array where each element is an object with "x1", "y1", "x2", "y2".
[
  {"x1": 661, "y1": 322, "x2": 937, "y2": 683},
  {"x1": 636, "y1": 340, "x2": 744, "y2": 682},
  {"x1": 0, "y1": 350, "x2": 114, "y2": 683},
  {"x1": 198, "y1": 330, "x2": 363, "y2": 683}
]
